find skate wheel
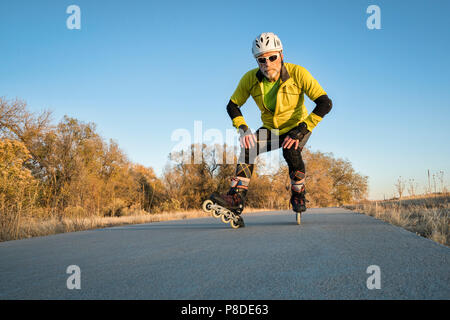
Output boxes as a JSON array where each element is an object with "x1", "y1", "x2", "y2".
[
  {"x1": 230, "y1": 216, "x2": 244, "y2": 229},
  {"x1": 221, "y1": 214, "x2": 231, "y2": 224},
  {"x1": 230, "y1": 219, "x2": 241, "y2": 229},
  {"x1": 212, "y1": 210, "x2": 221, "y2": 219},
  {"x1": 296, "y1": 212, "x2": 301, "y2": 225},
  {"x1": 202, "y1": 200, "x2": 213, "y2": 213}
]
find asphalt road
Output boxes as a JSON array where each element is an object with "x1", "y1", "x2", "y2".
[{"x1": 0, "y1": 208, "x2": 449, "y2": 299}]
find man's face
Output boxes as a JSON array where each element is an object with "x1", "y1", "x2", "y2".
[{"x1": 257, "y1": 50, "x2": 283, "y2": 81}]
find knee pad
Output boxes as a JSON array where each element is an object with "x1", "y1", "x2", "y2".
[
  {"x1": 290, "y1": 170, "x2": 305, "y2": 182},
  {"x1": 291, "y1": 183, "x2": 305, "y2": 193},
  {"x1": 230, "y1": 177, "x2": 250, "y2": 190},
  {"x1": 290, "y1": 170, "x2": 305, "y2": 193},
  {"x1": 283, "y1": 148, "x2": 305, "y2": 172}
]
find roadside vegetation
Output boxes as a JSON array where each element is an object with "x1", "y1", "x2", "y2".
[
  {"x1": 345, "y1": 194, "x2": 449, "y2": 246},
  {"x1": 1, "y1": 97, "x2": 367, "y2": 241}
]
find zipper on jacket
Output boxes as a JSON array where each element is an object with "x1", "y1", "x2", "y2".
[
  {"x1": 273, "y1": 82, "x2": 287, "y2": 116},
  {"x1": 259, "y1": 81, "x2": 275, "y2": 115}
]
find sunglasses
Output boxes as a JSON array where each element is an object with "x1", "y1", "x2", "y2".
[{"x1": 257, "y1": 53, "x2": 279, "y2": 64}]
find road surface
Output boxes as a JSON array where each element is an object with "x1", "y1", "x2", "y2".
[{"x1": 0, "y1": 208, "x2": 449, "y2": 299}]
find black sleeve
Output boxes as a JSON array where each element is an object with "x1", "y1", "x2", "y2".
[
  {"x1": 226, "y1": 99, "x2": 242, "y2": 120},
  {"x1": 312, "y1": 95, "x2": 333, "y2": 118}
]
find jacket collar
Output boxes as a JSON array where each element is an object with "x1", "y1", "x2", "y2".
[{"x1": 256, "y1": 62, "x2": 290, "y2": 83}]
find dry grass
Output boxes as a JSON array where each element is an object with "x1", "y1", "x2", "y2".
[
  {"x1": 0, "y1": 207, "x2": 270, "y2": 242},
  {"x1": 345, "y1": 194, "x2": 449, "y2": 246}
]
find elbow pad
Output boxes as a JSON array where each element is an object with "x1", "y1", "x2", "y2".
[
  {"x1": 226, "y1": 100, "x2": 243, "y2": 119},
  {"x1": 312, "y1": 95, "x2": 333, "y2": 118}
]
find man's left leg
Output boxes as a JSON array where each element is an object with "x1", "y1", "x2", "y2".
[{"x1": 282, "y1": 132, "x2": 311, "y2": 212}]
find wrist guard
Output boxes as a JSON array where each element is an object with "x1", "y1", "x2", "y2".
[{"x1": 288, "y1": 122, "x2": 310, "y2": 140}]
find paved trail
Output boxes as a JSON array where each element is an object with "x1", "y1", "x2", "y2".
[{"x1": 0, "y1": 208, "x2": 449, "y2": 299}]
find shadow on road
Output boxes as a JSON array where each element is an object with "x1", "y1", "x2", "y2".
[
  {"x1": 97, "y1": 220, "x2": 302, "y2": 231},
  {"x1": 97, "y1": 223, "x2": 224, "y2": 231},
  {"x1": 95, "y1": 212, "x2": 377, "y2": 232}
]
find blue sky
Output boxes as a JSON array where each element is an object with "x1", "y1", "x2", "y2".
[{"x1": 1, "y1": 0, "x2": 449, "y2": 200}]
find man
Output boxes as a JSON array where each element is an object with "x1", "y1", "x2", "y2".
[{"x1": 210, "y1": 32, "x2": 332, "y2": 226}]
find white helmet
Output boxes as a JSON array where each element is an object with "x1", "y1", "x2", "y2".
[{"x1": 252, "y1": 32, "x2": 283, "y2": 57}]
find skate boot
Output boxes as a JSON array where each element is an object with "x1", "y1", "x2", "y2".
[
  {"x1": 209, "y1": 188, "x2": 245, "y2": 212},
  {"x1": 291, "y1": 188, "x2": 307, "y2": 212},
  {"x1": 202, "y1": 178, "x2": 248, "y2": 229},
  {"x1": 291, "y1": 186, "x2": 307, "y2": 225},
  {"x1": 290, "y1": 171, "x2": 307, "y2": 225}
]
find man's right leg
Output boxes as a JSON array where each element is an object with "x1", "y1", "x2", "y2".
[{"x1": 210, "y1": 128, "x2": 275, "y2": 212}]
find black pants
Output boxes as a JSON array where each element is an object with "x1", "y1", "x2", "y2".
[{"x1": 235, "y1": 127, "x2": 311, "y2": 183}]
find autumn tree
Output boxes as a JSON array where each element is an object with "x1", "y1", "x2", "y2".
[
  {"x1": 164, "y1": 143, "x2": 230, "y2": 210},
  {"x1": 329, "y1": 157, "x2": 368, "y2": 205},
  {"x1": 131, "y1": 164, "x2": 166, "y2": 213},
  {"x1": 0, "y1": 139, "x2": 38, "y2": 239}
]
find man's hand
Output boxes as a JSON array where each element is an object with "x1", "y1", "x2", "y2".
[
  {"x1": 281, "y1": 135, "x2": 300, "y2": 150},
  {"x1": 239, "y1": 125, "x2": 257, "y2": 149},
  {"x1": 282, "y1": 122, "x2": 310, "y2": 150}
]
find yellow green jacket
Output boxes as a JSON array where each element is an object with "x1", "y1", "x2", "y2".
[{"x1": 229, "y1": 62, "x2": 327, "y2": 135}]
